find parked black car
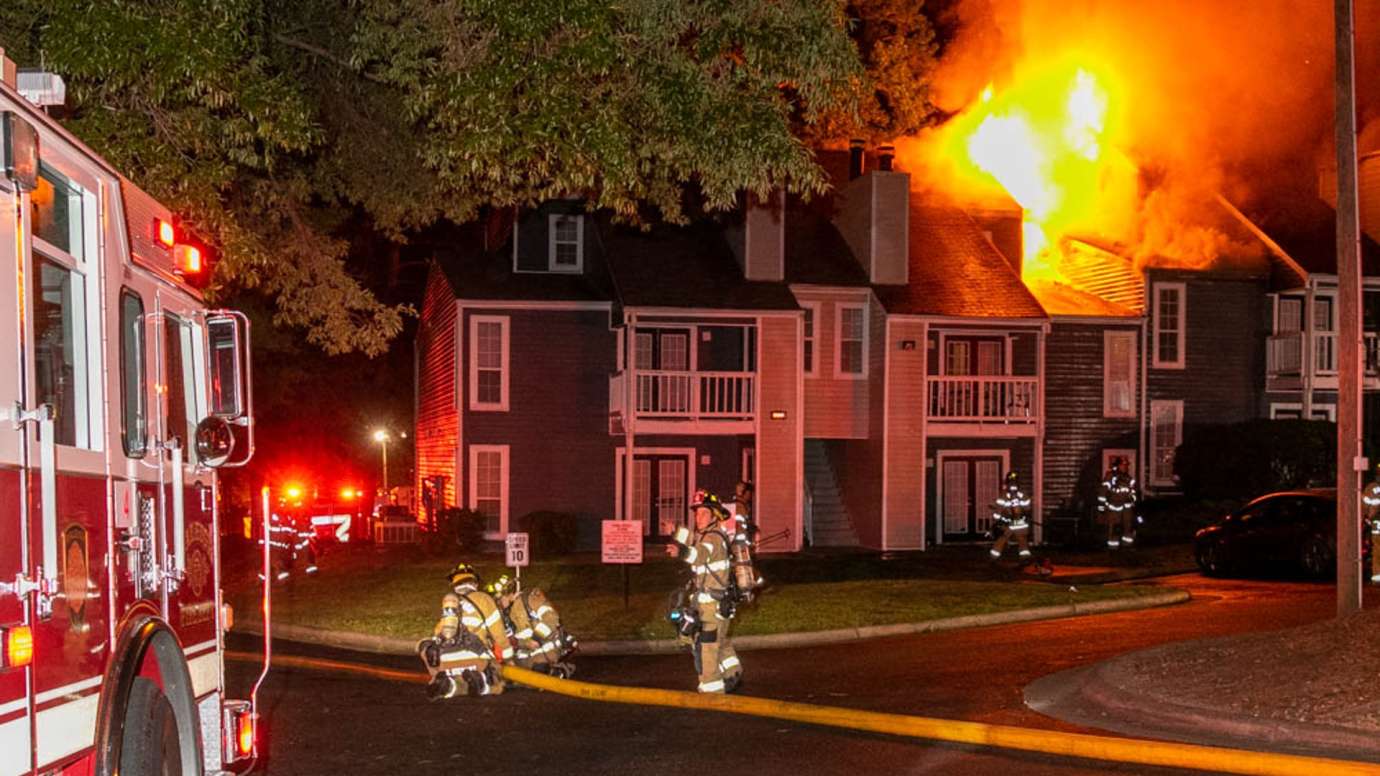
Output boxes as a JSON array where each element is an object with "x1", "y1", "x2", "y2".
[{"x1": 1194, "y1": 489, "x2": 1372, "y2": 578}]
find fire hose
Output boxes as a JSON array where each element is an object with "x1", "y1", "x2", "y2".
[
  {"x1": 498, "y1": 665, "x2": 1380, "y2": 776},
  {"x1": 223, "y1": 651, "x2": 1380, "y2": 774}
]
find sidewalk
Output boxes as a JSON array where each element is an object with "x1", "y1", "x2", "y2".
[{"x1": 236, "y1": 587, "x2": 1190, "y2": 657}]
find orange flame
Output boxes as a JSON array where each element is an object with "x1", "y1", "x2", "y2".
[{"x1": 934, "y1": 59, "x2": 1141, "y2": 283}]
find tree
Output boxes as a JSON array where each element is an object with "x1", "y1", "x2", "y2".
[
  {"x1": 809, "y1": 0, "x2": 941, "y2": 143},
  {"x1": 1, "y1": 0, "x2": 865, "y2": 353}
]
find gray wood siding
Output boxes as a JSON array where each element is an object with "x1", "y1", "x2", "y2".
[
  {"x1": 513, "y1": 203, "x2": 598, "y2": 273},
  {"x1": 1042, "y1": 321, "x2": 1141, "y2": 518},
  {"x1": 415, "y1": 267, "x2": 460, "y2": 507},
  {"x1": 463, "y1": 308, "x2": 617, "y2": 536},
  {"x1": 1146, "y1": 274, "x2": 1267, "y2": 490}
]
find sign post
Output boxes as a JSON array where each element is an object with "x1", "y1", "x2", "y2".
[
  {"x1": 505, "y1": 532, "x2": 529, "y2": 591},
  {"x1": 602, "y1": 520, "x2": 643, "y2": 609}
]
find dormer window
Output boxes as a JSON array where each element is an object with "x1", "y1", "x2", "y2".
[{"x1": 548, "y1": 214, "x2": 584, "y2": 272}]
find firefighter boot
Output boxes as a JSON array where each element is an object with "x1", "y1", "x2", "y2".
[{"x1": 426, "y1": 673, "x2": 457, "y2": 701}]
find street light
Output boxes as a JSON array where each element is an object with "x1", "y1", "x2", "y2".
[{"x1": 372, "y1": 429, "x2": 390, "y2": 494}]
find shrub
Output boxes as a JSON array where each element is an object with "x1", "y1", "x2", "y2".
[
  {"x1": 514, "y1": 511, "x2": 579, "y2": 556},
  {"x1": 1175, "y1": 419, "x2": 1334, "y2": 500},
  {"x1": 427, "y1": 508, "x2": 487, "y2": 554}
]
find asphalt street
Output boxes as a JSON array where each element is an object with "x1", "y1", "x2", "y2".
[{"x1": 225, "y1": 572, "x2": 1359, "y2": 775}]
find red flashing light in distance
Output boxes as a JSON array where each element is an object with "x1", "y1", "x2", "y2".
[
  {"x1": 2, "y1": 625, "x2": 33, "y2": 669},
  {"x1": 154, "y1": 218, "x2": 176, "y2": 249},
  {"x1": 284, "y1": 484, "x2": 303, "y2": 501},
  {"x1": 340, "y1": 487, "x2": 358, "y2": 500}
]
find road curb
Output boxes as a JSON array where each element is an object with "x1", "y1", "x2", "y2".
[
  {"x1": 1026, "y1": 652, "x2": 1380, "y2": 763},
  {"x1": 236, "y1": 588, "x2": 1190, "y2": 657}
]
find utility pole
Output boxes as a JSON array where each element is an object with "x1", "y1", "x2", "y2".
[{"x1": 1335, "y1": 0, "x2": 1364, "y2": 616}]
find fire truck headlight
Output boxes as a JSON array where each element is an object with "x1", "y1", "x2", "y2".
[{"x1": 1, "y1": 625, "x2": 34, "y2": 669}]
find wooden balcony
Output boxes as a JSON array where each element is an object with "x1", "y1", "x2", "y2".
[
  {"x1": 1267, "y1": 331, "x2": 1380, "y2": 378},
  {"x1": 609, "y1": 369, "x2": 755, "y2": 434},
  {"x1": 927, "y1": 376, "x2": 1038, "y2": 425}
]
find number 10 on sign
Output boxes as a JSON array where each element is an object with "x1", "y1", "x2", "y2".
[{"x1": 505, "y1": 533, "x2": 529, "y2": 590}]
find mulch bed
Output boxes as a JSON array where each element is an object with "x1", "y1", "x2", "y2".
[{"x1": 1114, "y1": 608, "x2": 1380, "y2": 731}]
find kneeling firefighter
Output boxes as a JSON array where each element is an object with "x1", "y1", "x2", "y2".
[
  {"x1": 418, "y1": 563, "x2": 515, "y2": 700},
  {"x1": 667, "y1": 490, "x2": 757, "y2": 694},
  {"x1": 487, "y1": 574, "x2": 577, "y2": 678}
]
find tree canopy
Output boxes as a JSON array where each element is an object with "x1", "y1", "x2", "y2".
[{"x1": 2, "y1": 0, "x2": 936, "y2": 354}]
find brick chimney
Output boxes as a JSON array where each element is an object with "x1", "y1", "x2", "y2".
[
  {"x1": 833, "y1": 151, "x2": 910, "y2": 286},
  {"x1": 728, "y1": 190, "x2": 784, "y2": 282}
]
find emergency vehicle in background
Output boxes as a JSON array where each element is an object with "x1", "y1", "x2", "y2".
[{"x1": 0, "y1": 52, "x2": 265, "y2": 775}]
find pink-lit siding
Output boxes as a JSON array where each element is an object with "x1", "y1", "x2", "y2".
[
  {"x1": 884, "y1": 319, "x2": 927, "y2": 548},
  {"x1": 797, "y1": 292, "x2": 871, "y2": 439},
  {"x1": 415, "y1": 267, "x2": 459, "y2": 508},
  {"x1": 756, "y1": 314, "x2": 803, "y2": 552}
]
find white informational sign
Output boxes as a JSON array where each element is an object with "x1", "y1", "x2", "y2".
[
  {"x1": 601, "y1": 520, "x2": 644, "y2": 564},
  {"x1": 505, "y1": 532, "x2": 530, "y2": 568}
]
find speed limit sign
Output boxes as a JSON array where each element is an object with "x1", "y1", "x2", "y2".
[{"x1": 505, "y1": 533, "x2": 530, "y2": 568}]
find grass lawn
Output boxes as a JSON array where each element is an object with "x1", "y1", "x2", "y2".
[{"x1": 227, "y1": 545, "x2": 1179, "y2": 642}]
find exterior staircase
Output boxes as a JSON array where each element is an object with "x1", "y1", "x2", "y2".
[{"x1": 804, "y1": 441, "x2": 859, "y2": 547}]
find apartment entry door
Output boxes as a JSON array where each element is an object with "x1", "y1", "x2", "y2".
[
  {"x1": 939, "y1": 455, "x2": 1004, "y2": 540},
  {"x1": 624, "y1": 452, "x2": 691, "y2": 537}
]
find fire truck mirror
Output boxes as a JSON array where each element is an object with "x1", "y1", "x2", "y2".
[
  {"x1": 195, "y1": 416, "x2": 236, "y2": 468},
  {"x1": 206, "y1": 315, "x2": 245, "y2": 419}
]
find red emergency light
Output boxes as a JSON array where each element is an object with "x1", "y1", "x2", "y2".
[
  {"x1": 284, "y1": 484, "x2": 303, "y2": 501},
  {"x1": 2, "y1": 625, "x2": 33, "y2": 669},
  {"x1": 175, "y1": 244, "x2": 203, "y2": 275},
  {"x1": 237, "y1": 712, "x2": 255, "y2": 756},
  {"x1": 153, "y1": 218, "x2": 176, "y2": 250},
  {"x1": 340, "y1": 487, "x2": 357, "y2": 500}
]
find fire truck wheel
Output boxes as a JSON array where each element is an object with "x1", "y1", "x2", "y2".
[{"x1": 119, "y1": 677, "x2": 184, "y2": 776}]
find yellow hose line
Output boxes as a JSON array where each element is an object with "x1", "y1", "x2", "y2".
[
  {"x1": 501, "y1": 665, "x2": 1380, "y2": 776},
  {"x1": 224, "y1": 650, "x2": 427, "y2": 685}
]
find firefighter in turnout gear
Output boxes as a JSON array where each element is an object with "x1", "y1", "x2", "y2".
[
  {"x1": 990, "y1": 471, "x2": 1032, "y2": 560},
  {"x1": 488, "y1": 575, "x2": 577, "y2": 678},
  {"x1": 1098, "y1": 457, "x2": 1139, "y2": 549},
  {"x1": 1364, "y1": 464, "x2": 1380, "y2": 582},
  {"x1": 258, "y1": 510, "x2": 316, "y2": 582},
  {"x1": 667, "y1": 491, "x2": 744, "y2": 694},
  {"x1": 418, "y1": 563, "x2": 514, "y2": 700}
]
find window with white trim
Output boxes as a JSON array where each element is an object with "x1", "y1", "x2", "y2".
[
  {"x1": 1103, "y1": 330, "x2": 1137, "y2": 417},
  {"x1": 30, "y1": 164, "x2": 101, "y2": 449},
  {"x1": 801, "y1": 302, "x2": 819, "y2": 376},
  {"x1": 1152, "y1": 283, "x2": 1185, "y2": 368},
  {"x1": 836, "y1": 303, "x2": 867, "y2": 377},
  {"x1": 1101, "y1": 449, "x2": 1137, "y2": 477},
  {"x1": 1149, "y1": 400, "x2": 1183, "y2": 486},
  {"x1": 548, "y1": 214, "x2": 583, "y2": 272},
  {"x1": 469, "y1": 316, "x2": 509, "y2": 411},
  {"x1": 469, "y1": 445, "x2": 509, "y2": 536}
]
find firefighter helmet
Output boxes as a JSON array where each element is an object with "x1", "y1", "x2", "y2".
[
  {"x1": 446, "y1": 562, "x2": 480, "y2": 588},
  {"x1": 1005, "y1": 470, "x2": 1019, "y2": 485},
  {"x1": 486, "y1": 574, "x2": 516, "y2": 598},
  {"x1": 691, "y1": 489, "x2": 730, "y2": 519}
]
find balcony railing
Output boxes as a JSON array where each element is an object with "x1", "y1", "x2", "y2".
[
  {"x1": 928, "y1": 376, "x2": 1038, "y2": 422},
  {"x1": 610, "y1": 370, "x2": 755, "y2": 422},
  {"x1": 1267, "y1": 331, "x2": 1380, "y2": 377}
]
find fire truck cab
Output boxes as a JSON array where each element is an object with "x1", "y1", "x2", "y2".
[{"x1": 0, "y1": 57, "x2": 258, "y2": 775}]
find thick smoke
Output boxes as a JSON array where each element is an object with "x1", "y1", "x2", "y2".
[{"x1": 910, "y1": 0, "x2": 1380, "y2": 269}]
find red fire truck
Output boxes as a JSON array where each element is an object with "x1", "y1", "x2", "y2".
[{"x1": 0, "y1": 57, "x2": 264, "y2": 775}]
